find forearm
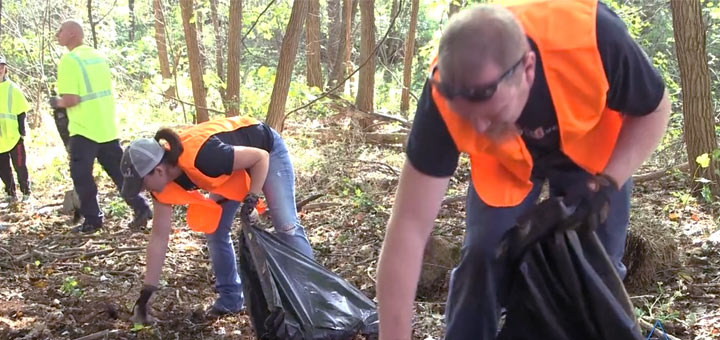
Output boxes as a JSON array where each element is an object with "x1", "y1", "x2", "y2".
[
  {"x1": 248, "y1": 155, "x2": 269, "y2": 195},
  {"x1": 56, "y1": 94, "x2": 80, "y2": 108},
  {"x1": 143, "y1": 213, "x2": 172, "y2": 286},
  {"x1": 603, "y1": 91, "x2": 671, "y2": 184},
  {"x1": 17, "y1": 112, "x2": 26, "y2": 136},
  {"x1": 377, "y1": 218, "x2": 432, "y2": 339}
]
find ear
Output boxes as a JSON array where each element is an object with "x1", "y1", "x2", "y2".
[{"x1": 523, "y1": 51, "x2": 537, "y2": 86}]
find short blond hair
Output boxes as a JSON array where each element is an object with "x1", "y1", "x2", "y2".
[{"x1": 438, "y1": 4, "x2": 527, "y2": 82}]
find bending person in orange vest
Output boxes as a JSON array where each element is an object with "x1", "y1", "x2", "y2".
[
  {"x1": 376, "y1": 1, "x2": 671, "y2": 339},
  {"x1": 119, "y1": 116, "x2": 314, "y2": 324}
]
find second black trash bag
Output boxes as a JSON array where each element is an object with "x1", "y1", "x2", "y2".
[
  {"x1": 496, "y1": 197, "x2": 643, "y2": 340},
  {"x1": 237, "y1": 220, "x2": 378, "y2": 340}
]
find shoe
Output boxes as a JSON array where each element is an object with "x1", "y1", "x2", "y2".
[
  {"x1": 72, "y1": 220, "x2": 103, "y2": 233},
  {"x1": 5, "y1": 193, "x2": 16, "y2": 203},
  {"x1": 129, "y1": 207, "x2": 153, "y2": 231},
  {"x1": 205, "y1": 299, "x2": 243, "y2": 317}
]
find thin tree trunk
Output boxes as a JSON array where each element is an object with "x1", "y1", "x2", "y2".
[
  {"x1": 210, "y1": 0, "x2": 224, "y2": 83},
  {"x1": 305, "y1": 0, "x2": 323, "y2": 88},
  {"x1": 265, "y1": 0, "x2": 309, "y2": 132},
  {"x1": 180, "y1": 0, "x2": 209, "y2": 123},
  {"x1": 670, "y1": 0, "x2": 719, "y2": 195},
  {"x1": 355, "y1": 0, "x2": 375, "y2": 126},
  {"x1": 0, "y1": 0, "x2": 3, "y2": 40},
  {"x1": 225, "y1": 0, "x2": 242, "y2": 117},
  {"x1": 153, "y1": 0, "x2": 174, "y2": 99},
  {"x1": 326, "y1": 0, "x2": 341, "y2": 83},
  {"x1": 87, "y1": 0, "x2": 97, "y2": 48},
  {"x1": 129, "y1": 0, "x2": 135, "y2": 40},
  {"x1": 329, "y1": 0, "x2": 356, "y2": 93},
  {"x1": 400, "y1": 0, "x2": 419, "y2": 114},
  {"x1": 196, "y1": 9, "x2": 206, "y2": 70},
  {"x1": 381, "y1": 0, "x2": 400, "y2": 82},
  {"x1": 449, "y1": 0, "x2": 462, "y2": 18}
]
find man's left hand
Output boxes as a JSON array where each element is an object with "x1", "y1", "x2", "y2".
[
  {"x1": 240, "y1": 193, "x2": 260, "y2": 224},
  {"x1": 564, "y1": 173, "x2": 619, "y2": 223}
]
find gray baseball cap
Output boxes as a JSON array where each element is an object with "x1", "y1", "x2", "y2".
[
  {"x1": 0, "y1": 57, "x2": 7, "y2": 65},
  {"x1": 121, "y1": 138, "x2": 165, "y2": 198}
]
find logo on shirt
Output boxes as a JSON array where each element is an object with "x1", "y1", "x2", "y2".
[{"x1": 519, "y1": 125, "x2": 558, "y2": 140}]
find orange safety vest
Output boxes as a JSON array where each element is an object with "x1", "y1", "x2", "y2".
[
  {"x1": 153, "y1": 116, "x2": 267, "y2": 233},
  {"x1": 431, "y1": 0, "x2": 622, "y2": 207}
]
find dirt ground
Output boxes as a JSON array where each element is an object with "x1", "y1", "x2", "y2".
[{"x1": 1, "y1": 120, "x2": 719, "y2": 340}]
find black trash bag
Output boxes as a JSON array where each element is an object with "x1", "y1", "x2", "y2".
[
  {"x1": 496, "y1": 197, "x2": 643, "y2": 340},
  {"x1": 237, "y1": 220, "x2": 378, "y2": 340}
]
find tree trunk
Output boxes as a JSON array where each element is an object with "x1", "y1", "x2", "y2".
[
  {"x1": 196, "y1": 9, "x2": 207, "y2": 70},
  {"x1": 355, "y1": 0, "x2": 375, "y2": 127},
  {"x1": 329, "y1": 0, "x2": 356, "y2": 92},
  {"x1": 87, "y1": 0, "x2": 97, "y2": 48},
  {"x1": 0, "y1": 0, "x2": 3, "y2": 40},
  {"x1": 305, "y1": 0, "x2": 323, "y2": 88},
  {"x1": 670, "y1": 0, "x2": 719, "y2": 195},
  {"x1": 326, "y1": 0, "x2": 341, "y2": 82},
  {"x1": 180, "y1": 0, "x2": 209, "y2": 123},
  {"x1": 449, "y1": 0, "x2": 462, "y2": 18},
  {"x1": 381, "y1": 0, "x2": 401, "y2": 83},
  {"x1": 153, "y1": 0, "x2": 174, "y2": 99},
  {"x1": 210, "y1": 0, "x2": 224, "y2": 83},
  {"x1": 225, "y1": 0, "x2": 242, "y2": 117},
  {"x1": 265, "y1": 0, "x2": 309, "y2": 132},
  {"x1": 129, "y1": 0, "x2": 135, "y2": 40},
  {"x1": 400, "y1": 0, "x2": 419, "y2": 114}
]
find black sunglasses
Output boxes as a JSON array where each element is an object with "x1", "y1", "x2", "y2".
[{"x1": 429, "y1": 54, "x2": 526, "y2": 102}]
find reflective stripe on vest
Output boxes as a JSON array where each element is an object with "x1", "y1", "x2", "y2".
[
  {"x1": 0, "y1": 83, "x2": 16, "y2": 137},
  {"x1": 67, "y1": 54, "x2": 113, "y2": 103},
  {"x1": 431, "y1": 0, "x2": 622, "y2": 207}
]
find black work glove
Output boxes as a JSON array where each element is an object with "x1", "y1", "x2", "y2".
[
  {"x1": 131, "y1": 285, "x2": 157, "y2": 325},
  {"x1": 240, "y1": 192, "x2": 260, "y2": 224},
  {"x1": 48, "y1": 96, "x2": 61, "y2": 109},
  {"x1": 563, "y1": 173, "x2": 619, "y2": 225}
]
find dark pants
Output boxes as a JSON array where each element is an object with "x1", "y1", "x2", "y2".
[
  {"x1": 0, "y1": 138, "x2": 29, "y2": 195},
  {"x1": 444, "y1": 168, "x2": 632, "y2": 340},
  {"x1": 69, "y1": 135, "x2": 148, "y2": 224}
]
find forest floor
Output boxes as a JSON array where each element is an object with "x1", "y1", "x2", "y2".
[{"x1": 1, "y1": 115, "x2": 719, "y2": 340}]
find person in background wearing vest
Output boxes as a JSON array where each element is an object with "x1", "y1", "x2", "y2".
[
  {"x1": 376, "y1": 1, "x2": 671, "y2": 339},
  {"x1": 48, "y1": 20, "x2": 151, "y2": 233},
  {"x1": 119, "y1": 116, "x2": 314, "y2": 324},
  {"x1": 0, "y1": 57, "x2": 31, "y2": 201}
]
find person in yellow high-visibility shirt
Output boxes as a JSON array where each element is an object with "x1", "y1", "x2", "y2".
[
  {"x1": 48, "y1": 20, "x2": 151, "y2": 233},
  {"x1": 0, "y1": 57, "x2": 30, "y2": 201}
]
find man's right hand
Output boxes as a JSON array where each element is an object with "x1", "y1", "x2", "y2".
[{"x1": 130, "y1": 285, "x2": 157, "y2": 325}]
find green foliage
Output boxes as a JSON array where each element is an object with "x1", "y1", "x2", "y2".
[{"x1": 60, "y1": 276, "x2": 83, "y2": 297}]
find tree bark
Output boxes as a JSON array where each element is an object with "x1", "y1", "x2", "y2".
[
  {"x1": 153, "y1": 0, "x2": 174, "y2": 99},
  {"x1": 225, "y1": 0, "x2": 242, "y2": 117},
  {"x1": 129, "y1": 0, "x2": 135, "y2": 40},
  {"x1": 449, "y1": 0, "x2": 463, "y2": 18},
  {"x1": 670, "y1": 0, "x2": 719, "y2": 195},
  {"x1": 180, "y1": 0, "x2": 209, "y2": 123},
  {"x1": 305, "y1": 0, "x2": 323, "y2": 88},
  {"x1": 87, "y1": 0, "x2": 97, "y2": 48},
  {"x1": 326, "y1": 0, "x2": 341, "y2": 82},
  {"x1": 329, "y1": 0, "x2": 356, "y2": 92},
  {"x1": 400, "y1": 0, "x2": 419, "y2": 113},
  {"x1": 355, "y1": 0, "x2": 375, "y2": 126},
  {"x1": 265, "y1": 0, "x2": 309, "y2": 131},
  {"x1": 210, "y1": 0, "x2": 224, "y2": 83}
]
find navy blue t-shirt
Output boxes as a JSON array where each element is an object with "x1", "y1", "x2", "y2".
[
  {"x1": 174, "y1": 123, "x2": 274, "y2": 190},
  {"x1": 406, "y1": 2, "x2": 666, "y2": 177}
]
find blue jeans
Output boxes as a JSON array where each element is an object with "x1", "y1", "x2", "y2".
[
  {"x1": 205, "y1": 128, "x2": 314, "y2": 312},
  {"x1": 444, "y1": 169, "x2": 632, "y2": 339}
]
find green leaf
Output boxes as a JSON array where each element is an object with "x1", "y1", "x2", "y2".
[
  {"x1": 696, "y1": 153, "x2": 711, "y2": 168},
  {"x1": 131, "y1": 323, "x2": 146, "y2": 332}
]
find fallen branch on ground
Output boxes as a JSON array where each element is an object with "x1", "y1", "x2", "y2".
[
  {"x1": 638, "y1": 318, "x2": 681, "y2": 340},
  {"x1": 632, "y1": 163, "x2": 689, "y2": 183}
]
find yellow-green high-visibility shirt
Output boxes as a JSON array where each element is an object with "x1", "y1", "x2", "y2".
[
  {"x1": 0, "y1": 79, "x2": 29, "y2": 153},
  {"x1": 57, "y1": 45, "x2": 117, "y2": 143}
]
